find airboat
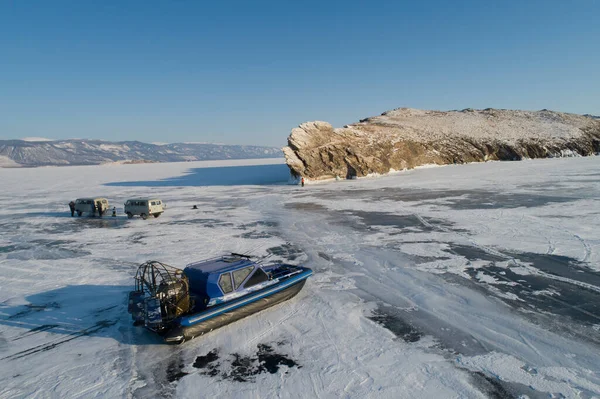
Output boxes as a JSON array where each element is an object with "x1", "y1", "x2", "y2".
[{"x1": 127, "y1": 253, "x2": 313, "y2": 343}]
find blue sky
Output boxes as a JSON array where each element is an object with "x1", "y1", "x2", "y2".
[{"x1": 1, "y1": 0, "x2": 599, "y2": 146}]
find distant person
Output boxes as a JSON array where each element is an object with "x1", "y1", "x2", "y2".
[
  {"x1": 192, "y1": 205, "x2": 198, "y2": 210},
  {"x1": 68, "y1": 201, "x2": 75, "y2": 217},
  {"x1": 112, "y1": 207, "x2": 117, "y2": 217},
  {"x1": 301, "y1": 177, "x2": 305, "y2": 187},
  {"x1": 96, "y1": 201, "x2": 103, "y2": 217}
]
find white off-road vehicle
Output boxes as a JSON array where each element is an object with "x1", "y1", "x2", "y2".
[
  {"x1": 74, "y1": 198, "x2": 109, "y2": 217},
  {"x1": 124, "y1": 198, "x2": 165, "y2": 219}
]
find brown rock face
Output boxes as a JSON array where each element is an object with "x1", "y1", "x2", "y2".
[{"x1": 282, "y1": 108, "x2": 600, "y2": 180}]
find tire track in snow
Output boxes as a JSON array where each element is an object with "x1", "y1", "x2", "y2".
[
  {"x1": 10, "y1": 324, "x2": 59, "y2": 341},
  {"x1": 523, "y1": 214, "x2": 592, "y2": 262},
  {"x1": 245, "y1": 300, "x2": 305, "y2": 349},
  {"x1": 573, "y1": 233, "x2": 591, "y2": 263},
  {"x1": 0, "y1": 319, "x2": 117, "y2": 361}
]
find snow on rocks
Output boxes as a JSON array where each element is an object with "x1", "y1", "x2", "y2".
[{"x1": 283, "y1": 107, "x2": 600, "y2": 180}]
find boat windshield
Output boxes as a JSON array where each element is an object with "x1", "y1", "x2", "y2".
[
  {"x1": 244, "y1": 268, "x2": 269, "y2": 288},
  {"x1": 232, "y1": 266, "x2": 254, "y2": 289}
]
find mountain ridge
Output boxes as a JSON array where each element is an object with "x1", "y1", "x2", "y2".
[{"x1": 0, "y1": 139, "x2": 282, "y2": 167}]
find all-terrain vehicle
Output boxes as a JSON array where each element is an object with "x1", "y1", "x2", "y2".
[
  {"x1": 124, "y1": 198, "x2": 165, "y2": 219},
  {"x1": 74, "y1": 198, "x2": 109, "y2": 217}
]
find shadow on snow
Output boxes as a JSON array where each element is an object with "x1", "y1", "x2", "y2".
[
  {"x1": 104, "y1": 163, "x2": 291, "y2": 187},
  {"x1": 0, "y1": 285, "x2": 162, "y2": 356}
]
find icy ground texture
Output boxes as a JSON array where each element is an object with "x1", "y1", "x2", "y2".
[{"x1": 0, "y1": 156, "x2": 599, "y2": 398}]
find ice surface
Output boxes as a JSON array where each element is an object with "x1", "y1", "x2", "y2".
[{"x1": 0, "y1": 156, "x2": 599, "y2": 398}]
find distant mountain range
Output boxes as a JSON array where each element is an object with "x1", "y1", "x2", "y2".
[{"x1": 0, "y1": 139, "x2": 282, "y2": 167}]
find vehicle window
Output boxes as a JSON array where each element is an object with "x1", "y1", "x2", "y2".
[
  {"x1": 140, "y1": 201, "x2": 146, "y2": 206},
  {"x1": 218, "y1": 273, "x2": 233, "y2": 294},
  {"x1": 244, "y1": 268, "x2": 269, "y2": 288},
  {"x1": 157, "y1": 201, "x2": 162, "y2": 205},
  {"x1": 232, "y1": 266, "x2": 254, "y2": 289},
  {"x1": 151, "y1": 201, "x2": 156, "y2": 206}
]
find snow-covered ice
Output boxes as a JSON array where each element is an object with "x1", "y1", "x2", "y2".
[{"x1": 0, "y1": 156, "x2": 599, "y2": 398}]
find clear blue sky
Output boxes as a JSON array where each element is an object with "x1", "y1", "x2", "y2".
[{"x1": 1, "y1": 0, "x2": 599, "y2": 146}]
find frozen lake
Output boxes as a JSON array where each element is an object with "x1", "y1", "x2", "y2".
[{"x1": 1, "y1": 156, "x2": 599, "y2": 398}]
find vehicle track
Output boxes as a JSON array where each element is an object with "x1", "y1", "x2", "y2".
[{"x1": 1, "y1": 319, "x2": 117, "y2": 361}]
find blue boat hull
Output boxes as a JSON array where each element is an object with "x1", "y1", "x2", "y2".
[{"x1": 164, "y1": 277, "x2": 308, "y2": 343}]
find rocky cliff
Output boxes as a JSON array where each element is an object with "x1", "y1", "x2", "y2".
[{"x1": 283, "y1": 108, "x2": 600, "y2": 181}]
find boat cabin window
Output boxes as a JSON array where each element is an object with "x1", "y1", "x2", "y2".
[
  {"x1": 232, "y1": 266, "x2": 254, "y2": 289},
  {"x1": 244, "y1": 268, "x2": 269, "y2": 288},
  {"x1": 218, "y1": 273, "x2": 233, "y2": 294}
]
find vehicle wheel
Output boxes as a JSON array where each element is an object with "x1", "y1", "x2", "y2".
[
  {"x1": 141, "y1": 213, "x2": 148, "y2": 220},
  {"x1": 127, "y1": 212, "x2": 133, "y2": 219},
  {"x1": 153, "y1": 213, "x2": 160, "y2": 218},
  {"x1": 77, "y1": 211, "x2": 82, "y2": 217}
]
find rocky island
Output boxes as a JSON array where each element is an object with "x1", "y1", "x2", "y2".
[{"x1": 282, "y1": 108, "x2": 600, "y2": 181}]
